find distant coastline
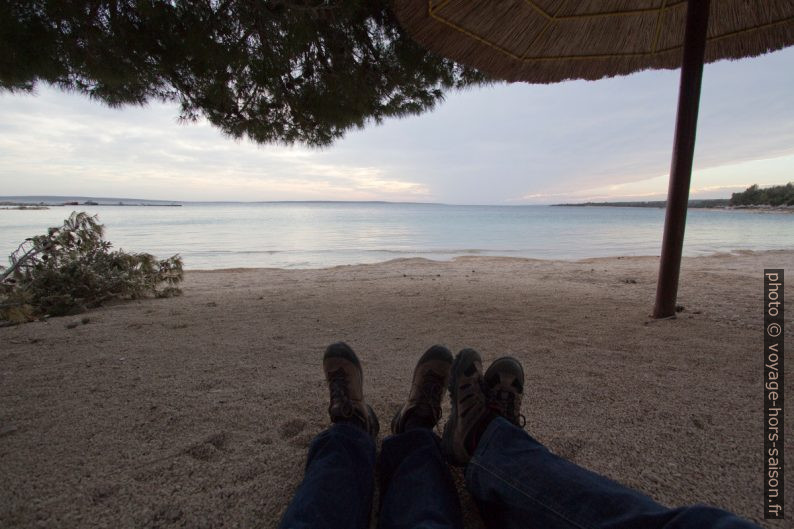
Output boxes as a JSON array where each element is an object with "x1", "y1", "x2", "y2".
[
  {"x1": 0, "y1": 204, "x2": 50, "y2": 210},
  {"x1": 551, "y1": 199, "x2": 729, "y2": 209},
  {"x1": 0, "y1": 196, "x2": 443, "y2": 207},
  {"x1": 551, "y1": 200, "x2": 793, "y2": 213},
  {"x1": 0, "y1": 198, "x2": 181, "y2": 208},
  {"x1": 553, "y1": 183, "x2": 794, "y2": 212}
]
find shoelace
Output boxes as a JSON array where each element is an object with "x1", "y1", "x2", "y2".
[
  {"x1": 417, "y1": 371, "x2": 446, "y2": 421},
  {"x1": 328, "y1": 368, "x2": 354, "y2": 418},
  {"x1": 487, "y1": 388, "x2": 526, "y2": 427}
]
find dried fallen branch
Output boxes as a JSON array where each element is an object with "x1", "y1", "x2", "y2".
[{"x1": 1, "y1": 212, "x2": 183, "y2": 323}]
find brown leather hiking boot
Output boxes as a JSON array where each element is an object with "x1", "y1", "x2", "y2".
[
  {"x1": 323, "y1": 342, "x2": 379, "y2": 437},
  {"x1": 391, "y1": 345, "x2": 453, "y2": 434},
  {"x1": 442, "y1": 348, "x2": 494, "y2": 466},
  {"x1": 484, "y1": 356, "x2": 526, "y2": 427}
]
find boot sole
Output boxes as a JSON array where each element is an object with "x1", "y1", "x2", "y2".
[
  {"x1": 442, "y1": 348, "x2": 482, "y2": 466},
  {"x1": 391, "y1": 345, "x2": 453, "y2": 434}
]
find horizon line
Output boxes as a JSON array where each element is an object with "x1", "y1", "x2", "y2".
[
  {"x1": 1, "y1": 194, "x2": 739, "y2": 208},
  {"x1": 1, "y1": 195, "x2": 549, "y2": 207}
]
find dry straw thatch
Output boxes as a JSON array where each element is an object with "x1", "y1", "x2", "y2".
[{"x1": 394, "y1": 0, "x2": 794, "y2": 83}]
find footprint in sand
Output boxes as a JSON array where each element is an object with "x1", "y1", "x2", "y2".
[
  {"x1": 549, "y1": 437, "x2": 585, "y2": 462},
  {"x1": 279, "y1": 419, "x2": 307, "y2": 439},
  {"x1": 90, "y1": 483, "x2": 120, "y2": 504},
  {"x1": 290, "y1": 432, "x2": 315, "y2": 448},
  {"x1": 150, "y1": 504, "x2": 183, "y2": 525},
  {"x1": 186, "y1": 431, "x2": 229, "y2": 461}
]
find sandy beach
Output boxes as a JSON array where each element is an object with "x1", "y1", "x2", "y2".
[{"x1": 1, "y1": 250, "x2": 791, "y2": 528}]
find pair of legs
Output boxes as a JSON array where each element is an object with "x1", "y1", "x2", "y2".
[{"x1": 279, "y1": 344, "x2": 760, "y2": 529}]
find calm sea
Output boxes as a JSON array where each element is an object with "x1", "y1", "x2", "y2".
[{"x1": 0, "y1": 203, "x2": 791, "y2": 269}]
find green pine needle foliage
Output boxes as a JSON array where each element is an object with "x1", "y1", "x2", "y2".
[
  {"x1": 0, "y1": 212, "x2": 183, "y2": 323},
  {"x1": 0, "y1": 1, "x2": 490, "y2": 147}
]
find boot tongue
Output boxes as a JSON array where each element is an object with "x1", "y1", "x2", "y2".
[
  {"x1": 328, "y1": 369, "x2": 359, "y2": 423},
  {"x1": 403, "y1": 403, "x2": 438, "y2": 431}
]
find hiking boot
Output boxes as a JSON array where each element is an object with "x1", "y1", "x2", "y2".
[
  {"x1": 391, "y1": 345, "x2": 453, "y2": 434},
  {"x1": 323, "y1": 342, "x2": 379, "y2": 437},
  {"x1": 442, "y1": 348, "x2": 494, "y2": 466},
  {"x1": 484, "y1": 356, "x2": 526, "y2": 427}
]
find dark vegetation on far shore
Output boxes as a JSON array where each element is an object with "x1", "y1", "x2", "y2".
[
  {"x1": 554, "y1": 183, "x2": 794, "y2": 208},
  {"x1": 729, "y1": 183, "x2": 794, "y2": 207}
]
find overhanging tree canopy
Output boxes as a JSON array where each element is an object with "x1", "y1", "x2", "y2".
[{"x1": 0, "y1": 0, "x2": 488, "y2": 146}]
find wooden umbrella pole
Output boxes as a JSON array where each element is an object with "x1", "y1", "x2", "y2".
[{"x1": 653, "y1": 0, "x2": 711, "y2": 319}]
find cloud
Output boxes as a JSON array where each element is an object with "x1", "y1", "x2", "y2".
[
  {"x1": 0, "y1": 90, "x2": 429, "y2": 201},
  {"x1": 1, "y1": 47, "x2": 793, "y2": 203},
  {"x1": 515, "y1": 152, "x2": 794, "y2": 203},
  {"x1": 322, "y1": 47, "x2": 794, "y2": 204}
]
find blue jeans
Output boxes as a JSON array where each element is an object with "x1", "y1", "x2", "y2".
[
  {"x1": 278, "y1": 418, "x2": 759, "y2": 529},
  {"x1": 278, "y1": 422, "x2": 462, "y2": 529}
]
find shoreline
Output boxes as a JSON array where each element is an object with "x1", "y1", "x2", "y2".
[
  {"x1": 553, "y1": 204, "x2": 794, "y2": 214},
  {"x1": 183, "y1": 248, "x2": 793, "y2": 272}
]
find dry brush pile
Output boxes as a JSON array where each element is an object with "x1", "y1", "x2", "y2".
[{"x1": 0, "y1": 212, "x2": 183, "y2": 324}]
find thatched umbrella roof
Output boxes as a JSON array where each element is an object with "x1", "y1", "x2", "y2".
[{"x1": 394, "y1": 0, "x2": 794, "y2": 83}]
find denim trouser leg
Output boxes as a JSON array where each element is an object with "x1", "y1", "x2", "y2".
[
  {"x1": 278, "y1": 423, "x2": 376, "y2": 529},
  {"x1": 378, "y1": 428, "x2": 464, "y2": 529},
  {"x1": 466, "y1": 417, "x2": 760, "y2": 529}
]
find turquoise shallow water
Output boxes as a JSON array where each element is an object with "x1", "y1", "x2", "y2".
[{"x1": 0, "y1": 203, "x2": 791, "y2": 269}]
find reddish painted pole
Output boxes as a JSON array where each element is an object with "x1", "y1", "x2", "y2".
[{"x1": 653, "y1": 0, "x2": 710, "y2": 318}]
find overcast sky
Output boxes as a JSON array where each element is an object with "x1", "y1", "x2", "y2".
[{"x1": 1, "y1": 47, "x2": 792, "y2": 205}]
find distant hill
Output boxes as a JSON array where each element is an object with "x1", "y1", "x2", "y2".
[{"x1": 0, "y1": 196, "x2": 182, "y2": 206}]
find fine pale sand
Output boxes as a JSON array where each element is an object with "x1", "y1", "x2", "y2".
[{"x1": 1, "y1": 251, "x2": 791, "y2": 528}]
